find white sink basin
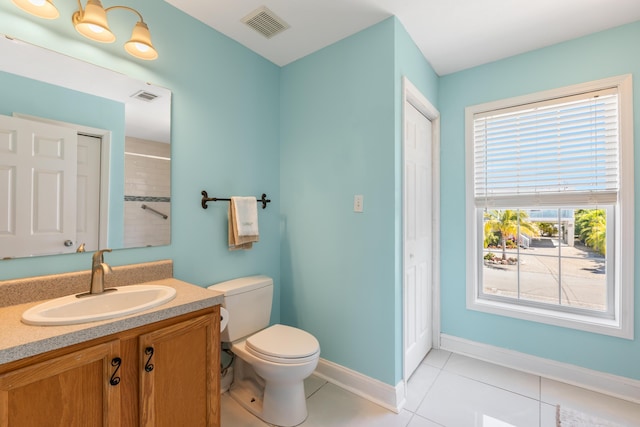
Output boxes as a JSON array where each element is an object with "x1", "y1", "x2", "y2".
[{"x1": 21, "y1": 284, "x2": 177, "y2": 326}]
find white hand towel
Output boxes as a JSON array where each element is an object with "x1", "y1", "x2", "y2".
[
  {"x1": 228, "y1": 196, "x2": 259, "y2": 251},
  {"x1": 232, "y1": 196, "x2": 259, "y2": 237}
]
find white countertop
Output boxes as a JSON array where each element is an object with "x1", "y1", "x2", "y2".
[{"x1": 0, "y1": 278, "x2": 223, "y2": 365}]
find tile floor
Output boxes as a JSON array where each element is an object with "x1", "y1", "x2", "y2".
[{"x1": 221, "y1": 349, "x2": 640, "y2": 426}]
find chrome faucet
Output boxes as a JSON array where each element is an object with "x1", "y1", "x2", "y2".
[{"x1": 89, "y1": 249, "x2": 113, "y2": 295}]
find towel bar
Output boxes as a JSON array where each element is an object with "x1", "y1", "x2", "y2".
[{"x1": 201, "y1": 191, "x2": 271, "y2": 209}]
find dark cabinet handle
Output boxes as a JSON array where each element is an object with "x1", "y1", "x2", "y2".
[
  {"x1": 110, "y1": 357, "x2": 122, "y2": 386},
  {"x1": 144, "y1": 347, "x2": 155, "y2": 372}
]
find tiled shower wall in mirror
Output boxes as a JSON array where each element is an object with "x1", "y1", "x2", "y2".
[{"x1": 124, "y1": 137, "x2": 171, "y2": 248}]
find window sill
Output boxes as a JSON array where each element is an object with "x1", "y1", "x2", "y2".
[{"x1": 467, "y1": 296, "x2": 633, "y2": 339}]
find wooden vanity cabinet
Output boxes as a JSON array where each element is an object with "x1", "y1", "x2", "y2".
[
  {"x1": 0, "y1": 340, "x2": 121, "y2": 427},
  {"x1": 138, "y1": 313, "x2": 218, "y2": 427},
  {"x1": 0, "y1": 306, "x2": 220, "y2": 427}
]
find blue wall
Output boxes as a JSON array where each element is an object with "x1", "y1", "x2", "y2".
[
  {"x1": 279, "y1": 17, "x2": 438, "y2": 385},
  {"x1": 279, "y1": 18, "x2": 397, "y2": 385},
  {"x1": 439, "y1": 22, "x2": 640, "y2": 380}
]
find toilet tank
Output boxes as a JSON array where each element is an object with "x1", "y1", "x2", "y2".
[{"x1": 208, "y1": 275, "x2": 273, "y2": 342}]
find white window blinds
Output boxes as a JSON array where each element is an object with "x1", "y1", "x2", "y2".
[{"x1": 473, "y1": 88, "x2": 620, "y2": 207}]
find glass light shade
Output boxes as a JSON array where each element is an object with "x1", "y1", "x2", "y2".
[
  {"x1": 124, "y1": 21, "x2": 158, "y2": 60},
  {"x1": 12, "y1": 0, "x2": 59, "y2": 19},
  {"x1": 72, "y1": 0, "x2": 115, "y2": 43}
]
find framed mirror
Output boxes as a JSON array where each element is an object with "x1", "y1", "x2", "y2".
[{"x1": 0, "y1": 34, "x2": 171, "y2": 259}]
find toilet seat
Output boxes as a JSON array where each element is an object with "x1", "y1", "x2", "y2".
[{"x1": 246, "y1": 324, "x2": 320, "y2": 364}]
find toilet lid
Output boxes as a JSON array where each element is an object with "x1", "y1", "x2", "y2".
[{"x1": 246, "y1": 324, "x2": 319, "y2": 360}]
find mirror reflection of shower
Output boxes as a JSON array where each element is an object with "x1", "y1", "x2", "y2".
[{"x1": 124, "y1": 137, "x2": 171, "y2": 247}]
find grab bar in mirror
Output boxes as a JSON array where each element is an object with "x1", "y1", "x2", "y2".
[{"x1": 141, "y1": 204, "x2": 168, "y2": 219}]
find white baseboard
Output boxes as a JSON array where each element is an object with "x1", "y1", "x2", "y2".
[
  {"x1": 313, "y1": 358, "x2": 406, "y2": 413},
  {"x1": 440, "y1": 334, "x2": 640, "y2": 404}
]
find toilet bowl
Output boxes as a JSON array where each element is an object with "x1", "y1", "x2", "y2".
[
  {"x1": 209, "y1": 276, "x2": 320, "y2": 427},
  {"x1": 230, "y1": 325, "x2": 319, "y2": 426}
]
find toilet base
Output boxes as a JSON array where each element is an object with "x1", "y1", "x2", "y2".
[{"x1": 230, "y1": 356, "x2": 309, "y2": 427}]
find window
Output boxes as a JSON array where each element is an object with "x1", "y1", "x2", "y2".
[{"x1": 465, "y1": 76, "x2": 634, "y2": 338}]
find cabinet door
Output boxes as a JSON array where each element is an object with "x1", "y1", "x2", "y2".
[
  {"x1": 0, "y1": 340, "x2": 121, "y2": 427},
  {"x1": 139, "y1": 313, "x2": 219, "y2": 427}
]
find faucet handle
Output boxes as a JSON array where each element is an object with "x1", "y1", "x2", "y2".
[{"x1": 101, "y1": 262, "x2": 113, "y2": 274}]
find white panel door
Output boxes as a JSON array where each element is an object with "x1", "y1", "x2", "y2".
[
  {"x1": 403, "y1": 101, "x2": 433, "y2": 379},
  {"x1": 0, "y1": 115, "x2": 77, "y2": 258}
]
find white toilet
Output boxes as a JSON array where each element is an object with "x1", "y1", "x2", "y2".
[{"x1": 209, "y1": 275, "x2": 320, "y2": 427}]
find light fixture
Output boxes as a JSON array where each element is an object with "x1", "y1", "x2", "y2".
[
  {"x1": 11, "y1": 0, "x2": 59, "y2": 19},
  {"x1": 123, "y1": 21, "x2": 157, "y2": 60},
  {"x1": 12, "y1": 0, "x2": 158, "y2": 60},
  {"x1": 72, "y1": 0, "x2": 115, "y2": 43}
]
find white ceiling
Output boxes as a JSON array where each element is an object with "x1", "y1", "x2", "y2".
[{"x1": 165, "y1": 0, "x2": 640, "y2": 75}]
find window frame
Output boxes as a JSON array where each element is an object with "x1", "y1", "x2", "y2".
[{"x1": 465, "y1": 75, "x2": 634, "y2": 339}]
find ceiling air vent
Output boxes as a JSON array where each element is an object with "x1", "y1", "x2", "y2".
[
  {"x1": 131, "y1": 90, "x2": 159, "y2": 102},
  {"x1": 242, "y1": 6, "x2": 290, "y2": 39}
]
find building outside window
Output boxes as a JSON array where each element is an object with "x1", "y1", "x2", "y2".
[{"x1": 465, "y1": 75, "x2": 634, "y2": 338}]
